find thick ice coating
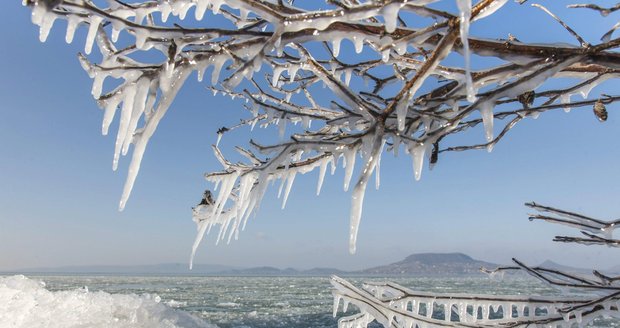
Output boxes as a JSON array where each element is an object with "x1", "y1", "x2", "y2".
[{"x1": 0, "y1": 275, "x2": 215, "y2": 328}]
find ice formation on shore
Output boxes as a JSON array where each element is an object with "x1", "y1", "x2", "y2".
[{"x1": 0, "y1": 275, "x2": 215, "y2": 328}]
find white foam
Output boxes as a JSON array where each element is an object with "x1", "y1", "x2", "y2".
[{"x1": 0, "y1": 275, "x2": 215, "y2": 328}]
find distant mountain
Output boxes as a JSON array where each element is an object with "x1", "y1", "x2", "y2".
[
  {"x1": 361, "y1": 253, "x2": 500, "y2": 276},
  {"x1": 6, "y1": 253, "x2": 510, "y2": 277}
]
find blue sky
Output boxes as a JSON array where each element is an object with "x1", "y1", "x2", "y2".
[{"x1": 1, "y1": 1, "x2": 619, "y2": 272}]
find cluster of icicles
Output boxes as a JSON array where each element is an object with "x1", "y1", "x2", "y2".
[
  {"x1": 25, "y1": 0, "x2": 611, "y2": 262},
  {"x1": 331, "y1": 276, "x2": 620, "y2": 328}
]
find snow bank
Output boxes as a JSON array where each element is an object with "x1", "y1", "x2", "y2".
[{"x1": 0, "y1": 275, "x2": 215, "y2": 328}]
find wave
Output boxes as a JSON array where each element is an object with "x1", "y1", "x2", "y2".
[{"x1": 0, "y1": 275, "x2": 216, "y2": 328}]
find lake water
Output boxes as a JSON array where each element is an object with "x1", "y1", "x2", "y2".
[{"x1": 4, "y1": 275, "x2": 620, "y2": 328}]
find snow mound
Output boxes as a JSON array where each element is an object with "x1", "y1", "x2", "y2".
[{"x1": 0, "y1": 275, "x2": 216, "y2": 328}]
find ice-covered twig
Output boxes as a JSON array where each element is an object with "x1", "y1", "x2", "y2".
[
  {"x1": 532, "y1": 4, "x2": 589, "y2": 47},
  {"x1": 526, "y1": 202, "x2": 620, "y2": 239},
  {"x1": 568, "y1": 3, "x2": 620, "y2": 17},
  {"x1": 553, "y1": 231, "x2": 620, "y2": 247}
]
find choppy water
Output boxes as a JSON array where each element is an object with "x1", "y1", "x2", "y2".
[{"x1": 23, "y1": 275, "x2": 620, "y2": 328}]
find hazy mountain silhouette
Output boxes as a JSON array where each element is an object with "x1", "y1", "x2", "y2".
[{"x1": 361, "y1": 253, "x2": 500, "y2": 276}]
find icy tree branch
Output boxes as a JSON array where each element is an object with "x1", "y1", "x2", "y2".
[
  {"x1": 22, "y1": 0, "x2": 620, "y2": 260},
  {"x1": 332, "y1": 202, "x2": 620, "y2": 328}
]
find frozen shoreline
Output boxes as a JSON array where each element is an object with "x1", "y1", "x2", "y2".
[{"x1": 0, "y1": 275, "x2": 215, "y2": 328}]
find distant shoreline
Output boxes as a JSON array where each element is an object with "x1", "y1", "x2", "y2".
[{"x1": 5, "y1": 252, "x2": 614, "y2": 278}]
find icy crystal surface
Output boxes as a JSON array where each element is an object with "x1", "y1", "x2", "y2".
[{"x1": 0, "y1": 275, "x2": 214, "y2": 328}]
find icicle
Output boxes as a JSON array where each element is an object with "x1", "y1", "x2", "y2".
[
  {"x1": 65, "y1": 15, "x2": 79, "y2": 44},
  {"x1": 111, "y1": 22, "x2": 122, "y2": 43},
  {"x1": 91, "y1": 72, "x2": 105, "y2": 99},
  {"x1": 333, "y1": 295, "x2": 342, "y2": 317},
  {"x1": 113, "y1": 83, "x2": 138, "y2": 171},
  {"x1": 343, "y1": 68, "x2": 353, "y2": 86},
  {"x1": 349, "y1": 131, "x2": 383, "y2": 254},
  {"x1": 101, "y1": 96, "x2": 121, "y2": 135},
  {"x1": 84, "y1": 16, "x2": 103, "y2": 55},
  {"x1": 118, "y1": 68, "x2": 191, "y2": 211},
  {"x1": 170, "y1": 1, "x2": 191, "y2": 19},
  {"x1": 211, "y1": 0, "x2": 223, "y2": 14},
  {"x1": 395, "y1": 42, "x2": 407, "y2": 55},
  {"x1": 239, "y1": 8, "x2": 250, "y2": 22},
  {"x1": 278, "y1": 118, "x2": 286, "y2": 138},
  {"x1": 38, "y1": 9, "x2": 56, "y2": 42},
  {"x1": 317, "y1": 159, "x2": 328, "y2": 195},
  {"x1": 479, "y1": 102, "x2": 494, "y2": 143},
  {"x1": 396, "y1": 94, "x2": 409, "y2": 131},
  {"x1": 195, "y1": 0, "x2": 210, "y2": 21},
  {"x1": 343, "y1": 147, "x2": 357, "y2": 192},
  {"x1": 302, "y1": 116, "x2": 311, "y2": 130},
  {"x1": 211, "y1": 56, "x2": 228, "y2": 85},
  {"x1": 411, "y1": 143, "x2": 425, "y2": 181},
  {"x1": 332, "y1": 37, "x2": 342, "y2": 57},
  {"x1": 561, "y1": 94, "x2": 571, "y2": 112},
  {"x1": 352, "y1": 35, "x2": 364, "y2": 53},
  {"x1": 382, "y1": 3, "x2": 401, "y2": 33},
  {"x1": 288, "y1": 65, "x2": 299, "y2": 83},
  {"x1": 457, "y1": 0, "x2": 476, "y2": 103},
  {"x1": 196, "y1": 63, "x2": 207, "y2": 82},
  {"x1": 215, "y1": 132, "x2": 223, "y2": 147},
  {"x1": 281, "y1": 170, "x2": 296, "y2": 209},
  {"x1": 189, "y1": 220, "x2": 209, "y2": 269},
  {"x1": 30, "y1": 2, "x2": 46, "y2": 26},
  {"x1": 382, "y1": 49, "x2": 390, "y2": 62},
  {"x1": 135, "y1": 29, "x2": 149, "y2": 50},
  {"x1": 210, "y1": 172, "x2": 240, "y2": 224},
  {"x1": 375, "y1": 153, "x2": 381, "y2": 190},
  {"x1": 159, "y1": 2, "x2": 172, "y2": 22},
  {"x1": 122, "y1": 78, "x2": 150, "y2": 155},
  {"x1": 272, "y1": 66, "x2": 285, "y2": 87},
  {"x1": 482, "y1": 304, "x2": 489, "y2": 320}
]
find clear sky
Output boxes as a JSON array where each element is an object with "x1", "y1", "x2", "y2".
[{"x1": 1, "y1": 1, "x2": 619, "y2": 272}]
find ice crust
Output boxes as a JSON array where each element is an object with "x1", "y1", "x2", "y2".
[{"x1": 0, "y1": 275, "x2": 215, "y2": 328}]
